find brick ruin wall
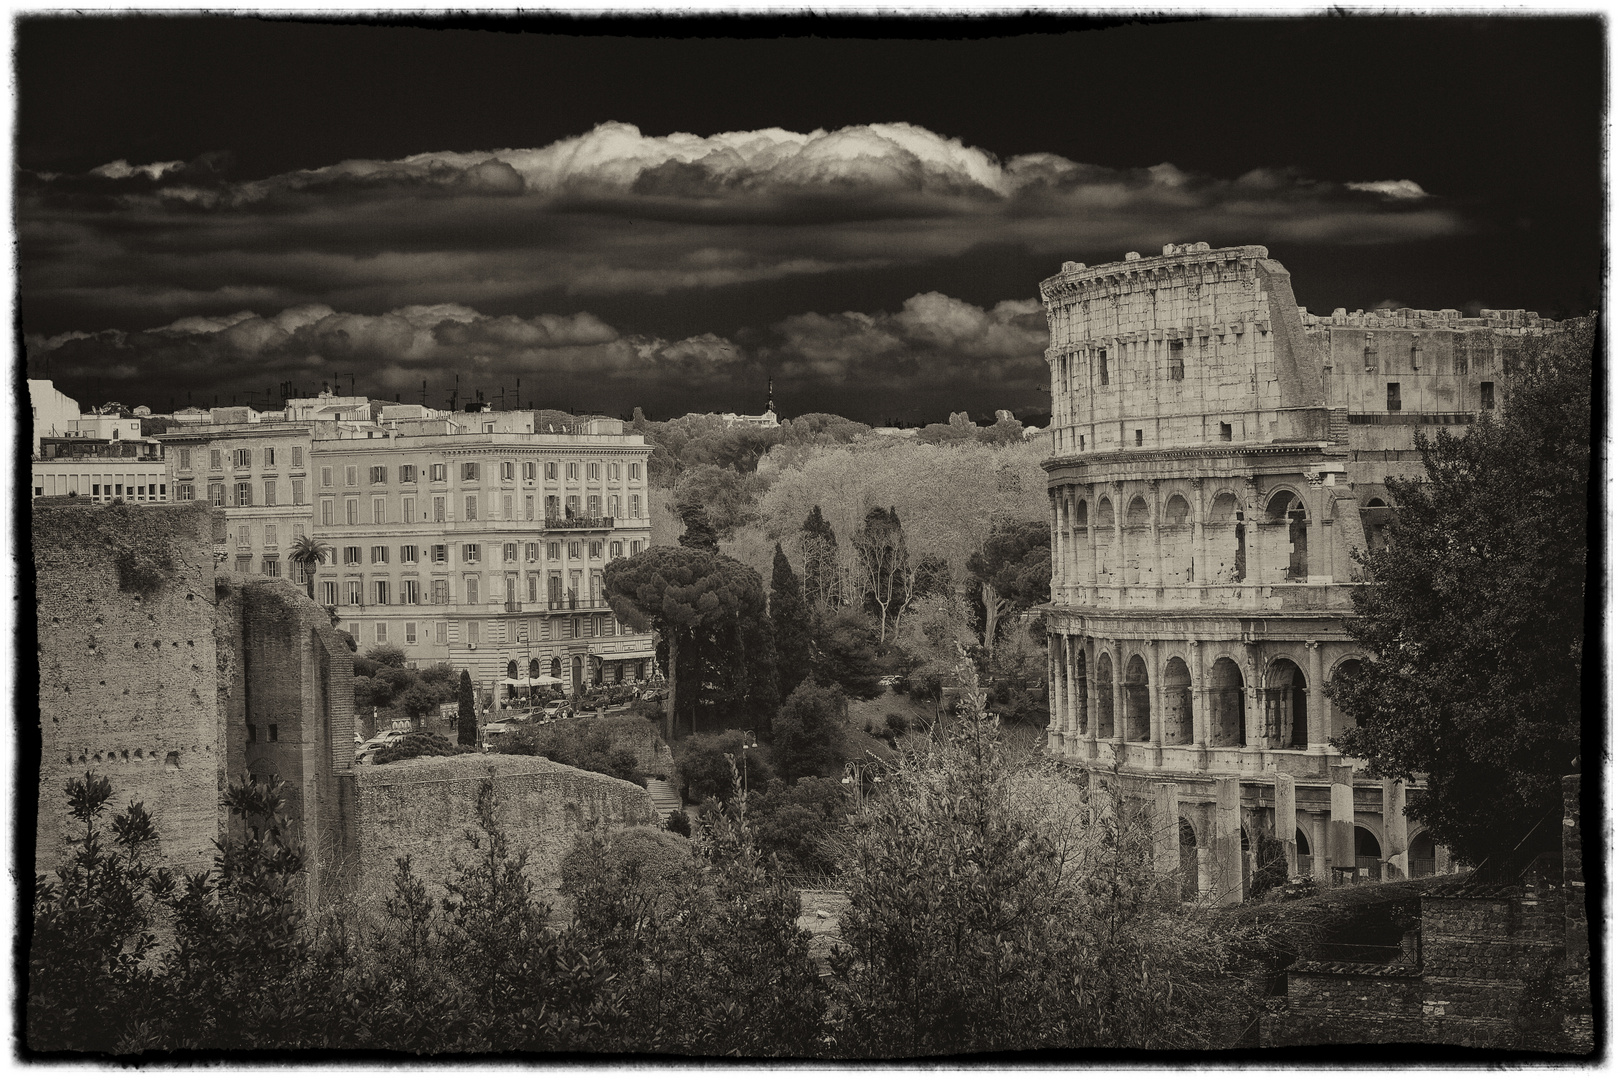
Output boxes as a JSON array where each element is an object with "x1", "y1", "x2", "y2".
[
  {"x1": 34, "y1": 503, "x2": 226, "y2": 881},
  {"x1": 352, "y1": 754, "x2": 656, "y2": 912}
]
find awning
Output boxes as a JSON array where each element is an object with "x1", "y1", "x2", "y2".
[{"x1": 501, "y1": 675, "x2": 563, "y2": 687}]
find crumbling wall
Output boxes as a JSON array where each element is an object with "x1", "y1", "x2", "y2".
[
  {"x1": 34, "y1": 503, "x2": 224, "y2": 881},
  {"x1": 353, "y1": 755, "x2": 655, "y2": 911}
]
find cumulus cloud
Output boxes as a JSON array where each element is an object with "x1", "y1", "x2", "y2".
[
  {"x1": 89, "y1": 158, "x2": 186, "y2": 180},
  {"x1": 1345, "y1": 179, "x2": 1430, "y2": 199}
]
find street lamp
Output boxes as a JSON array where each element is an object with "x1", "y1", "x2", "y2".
[{"x1": 740, "y1": 730, "x2": 758, "y2": 794}]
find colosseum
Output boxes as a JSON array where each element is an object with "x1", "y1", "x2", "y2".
[{"x1": 1040, "y1": 241, "x2": 1585, "y2": 903}]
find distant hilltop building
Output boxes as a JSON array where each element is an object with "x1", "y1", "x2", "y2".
[
  {"x1": 1039, "y1": 242, "x2": 1590, "y2": 902},
  {"x1": 716, "y1": 379, "x2": 780, "y2": 428}
]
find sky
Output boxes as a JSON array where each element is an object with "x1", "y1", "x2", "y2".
[{"x1": 16, "y1": 14, "x2": 1604, "y2": 425}]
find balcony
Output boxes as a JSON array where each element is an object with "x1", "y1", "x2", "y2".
[
  {"x1": 504, "y1": 600, "x2": 524, "y2": 613},
  {"x1": 546, "y1": 595, "x2": 610, "y2": 611},
  {"x1": 545, "y1": 515, "x2": 613, "y2": 531}
]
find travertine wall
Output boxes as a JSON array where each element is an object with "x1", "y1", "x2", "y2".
[
  {"x1": 352, "y1": 754, "x2": 655, "y2": 910},
  {"x1": 34, "y1": 503, "x2": 225, "y2": 881}
]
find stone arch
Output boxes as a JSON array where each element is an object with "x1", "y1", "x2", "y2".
[
  {"x1": 1266, "y1": 488, "x2": 1309, "y2": 581},
  {"x1": 1178, "y1": 817, "x2": 1200, "y2": 900},
  {"x1": 1354, "y1": 825, "x2": 1383, "y2": 881},
  {"x1": 1266, "y1": 657, "x2": 1309, "y2": 748},
  {"x1": 1073, "y1": 499, "x2": 1089, "y2": 529},
  {"x1": 571, "y1": 654, "x2": 583, "y2": 691},
  {"x1": 1163, "y1": 493, "x2": 1190, "y2": 526},
  {"x1": 1096, "y1": 496, "x2": 1115, "y2": 528},
  {"x1": 1125, "y1": 495, "x2": 1150, "y2": 527},
  {"x1": 550, "y1": 655, "x2": 562, "y2": 681},
  {"x1": 529, "y1": 657, "x2": 541, "y2": 679},
  {"x1": 1073, "y1": 646, "x2": 1089, "y2": 735},
  {"x1": 1162, "y1": 656, "x2": 1192, "y2": 744},
  {"x1": 1209, "y1": 656, "x2": 1246, "y2": 747},
  {"x1": 1408, "y1": 831, "x2": 1437, "y2": 878},
  {"x1": 1327, "y1": 656, "x2": 1365, "y2": 739},
  {"x1": 1094, "y1": 652, "x2": 1116, "y2": 738},
  {"x1": 1295, "y1": 828, "x2": 1312, "y2": 857},
  {"x1": 507, "y1": 659, "x2": 519, "y2": 679},
  {"x1": 1161, "y1": 494, "x2": 1195, "y2": 583},
  {"x1": 1206, "y1": 491, "x2": 1244, "y2": 582},
  {"x1": 1362, "y1": 497, "x2": 1393, "y2": 554},
  {"x1": 247, "y1": 756, "x2": 277, "y2": 786},
  {"x1": 1123, "y1": 653, "x2": 1151, "y2": 741},
  {"x1": 1124, "y1": 496, "x2": 1150, "y2": 584}
]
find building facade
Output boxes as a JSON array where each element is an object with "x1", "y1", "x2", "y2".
[{"x1": 1039, "y1": 242, "x2": 1586, "y2": 901}]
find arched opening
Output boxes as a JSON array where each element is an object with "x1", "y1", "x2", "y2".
[
  {"x1": 1355, "y1": 826, "x2": 1383, "y2": 881},
  {"x1": 550, "y1": 655, "x2": 562, "y2": 681},
  {"x1": 1162, "y1": 657, "x2": 1192, "y2": 744},
  {"x1": 1095, "y1": 653, "x2": 1115, "y2": 738},
  {"x1": 1096, "y1": 496, "x2": 1115, "y2": 528},
  {"x1": 507, "y1": 659, "x2": 518, "y2": 679},
  {"x1": 1178, "y1": 818, "x2": 1200, "y2": 900},
  {"x1": 1409, "y1": 832, "x2": 1436, "y2": 878},
  {"x1": 571, "y1": 655, "x2": 583, "y2": 692},
  {"x1": 1124, "y1": 496, "x2": 1150, "y2": 584},
  {"x1": 1074, "y1": 499, "x2": 1089, "y2": 529},
  {"x1": 1328, "y1": 658, "x2": 1364, "y2": 739},
  {"x1": 529, "y1": 657, "x2": 540, "y2": 679},
  {"x1": 1267, "y1": 489, "x2": 1309, "y2": 581},
  {"x1": 1126, "y1": 495, "x2": 1150, "y2": 527},
  {"x1": 1363, "y1": 498, "x2": 1392, "y2": 554},
  {"x1": 1209, "y1": 657, "x2": 1246, "y2": 746},
  {"x1": 1163, "y1": 494, "x2": 1190, "y2": 526},
  {"x1": 1266, "y1": 658, "x2": 1309, "y2": 748},
  {"x1": 1123, "y1": 654, "x2": 1150, "y2": 741},
  {"x1": 1296, "y1": 828, "x2": 1312, "y2": 857},
  {"x1": 1207, "y1": 492, "x2": 1244, "y2": 582},
  {"x1": 1162, "y1": 494, "x2": 1194, "y2": 582}
]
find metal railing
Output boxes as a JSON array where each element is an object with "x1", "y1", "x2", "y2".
[
  {"x1": 546, "y1": 595, "x2": 610, "y2": 611},
  {"x1": 544, "y1": 515, "x2": 613, "y2": 531},
  {"x1": 504, "y1": 600, "x2": 523, "y2": 613}
]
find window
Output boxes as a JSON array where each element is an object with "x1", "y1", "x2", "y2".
[
  {"x1": 210, "y1": 449, "x2": 224, "y2": 471},
  {"x1": 435, "y1": 622, "x2": 447, "y2": 645},
  {"x1": 1134, "y1": 430, "x2": 1143, "y2": 447},
  {"x1": 629, "y1": 463, "x2": 641, "y2": 480},
  {"x1": 587, "y1": 495, "x2": 601, "y2": 517},
  {"x1": 571, "y1": 616, "x2": 581, "y2": 639},
  {"x1": 608, "y1": 495, "x2": 620, "y2": 517},
  {"x1": 1169, "y1": 339, "x2": 1185, "y2": 381},
  {"x1": 631, "y1": 540, "x2": 643, "y2": 555},
  {"x1": 546, "y1": 495, "x2": 560, "y2": 517},
  {"x1": 401, "y1": 579, "x2": 420, "y2": 605},
  {"x1": 346, "y1": 499, "x2": 359, "y2": 525},
  {"x1": 373, "y1": 497, "x2": 386, "y2": 524},
  {"x1": 463, "y1": 544, "x2": 481, "y2": 563},
  {"x1": 1099, "y1": 350, "x2": 1109, "y2": 386},
  {"x1": 348, "y1": 623, "x2": 359, "y2": 641},
  {"x1": 1387, "y1": 382, "x2": 1402, "y2": 412},
  {"x1": 346, "y1": 580, "x2": 363, "y2": 605},
  {"x1": 528, "y1": 576, "x2": 539, "y2": 602},
  {"x1": 548, "y1": 572, "x2": 562, "y2": 601},
  {"x1": 466, "y1": 621, "x2": 480, "y2": 645},
  {"x1": 291, "y1": 479, "x2": 305, "y2": 504},
  {"x1": 1480, "y1": 381, "x2": 1495, "y2": 410},
  {"x1": 547, "y1": 542, "x2": 560, "y2": 559},
  {"x1": 405, "y1": 622, "x2": 418, "y2": 645},
  {"x1": 371, "y1": 545, "x2": 389, "y2": 564},
  {"x1": 401, "y1": 545, "x2": 418, "y2": 564},
  {"x1": 264, "y1": 480, "x2": 277, "y2": 505},
  {"x1": 567, "y1": 462, "x2": 579, "y2": 481},
  {"x1": 466, "y1": 578, "x2": 480, "y2": 604},
  {"x1": 431, "y1": 579, "x2": 450, "y2": 604},
  {"x1": 177, "y1": 482, "x2": 194, "y2": 501},
  {"x1": 501, "y1": 461, "x2": 515, "y2": 480},
  {"x1": 265, "y1": 524, "x2": 278, "y2": 546},
  {"x1": 431, "y1": 462, "x2": 447, "y2": 482},
  {"x1": 461, "y1": 462, "x2": 480, "y2": 482},
  {"x1": 503, "y1": 494, "x2": 513, "y2": 519},
  {"x1": 264, "y1": 448, "x2": 276, "y2": 467},
  {"x1": 433, "y1": 496, "x2": 446, "y2": 522},
  {"x1": 587, "y1": 462, "x2": 600, "y2": 480},
  {"x1": 376, "y1": 621, "x2": 388, "y2": 643},
  {"x1": 589, "y1": 541, "x2": 603, "y2": 559},
  {"x1": 610, "y1": 541, "x2": 623, "y2": 558},
  {"x1": 566, "y1": 494, "x2": 581, "y2": 516},
  {"x1": 400, "y1": 463, "x2": 417, "y2": 483},
  {"x1": 630, "y1": 494, "x2": 641, "y2": 516},
  {"x1": 432, "y1": 544, "x2": 448, "y2": 563},
  {"x1": 291, "y1": 446, "x2": 303, "y2": 468},
  {"x1": 525, "y1": 494, "x2": 534, "y2": 520},
  {"x1": 235, "y1": 481, "x2": 253, "y2": 506},
  {"x1": 234, "y1": 448, "x2": 251, "y2": 468},
  {"x1": 321, "y1": 466, "x2": 333, "y2": 487},
  {"x1": 343, "y1": 546, "x2": 361, "y2": 565},
  {"x1": 262, "y1": 557, "x2": 280, "y2": 578},
  {"x1": 523, "y1": 461, "x2": 536, "y2": 480},
  {"x1": 608, "y1": 463, "x2": 620, "y2": 480},
  {"x1": 568, "y1": 541, "x2": 581, "y2": 559},
  {"x1": 1219, "y1": 422, "x2": 1233, "y2": 443},
  {"x1": 546, "y1": 462, "x2": 558, "y2": 480},
  {"x1": 321, "y1": 581, "x2": 339, "y2": 605},
  {"x1": 321, "y1": 499, "x2": 335, "y2": 525},
  {"x1": 465, "y1": 495, "x2": 478, "y2": 520},
  {"x1": 345, "y1": 466, "x2": 358, "y2": 487},
  {"x1": 504, "y1": 543, "x2": 518, "y2": 563},
  {"x1": 177, "y1": 448, "x2": 191, "y2": 469},
  {"x1": 525, "y1": 542, "x2": 540, "y2": 561},
  {"x1": 268, "y1": 724, "x2": 278, "y2": 743},
  {"x1": 374, "y1": 580, "x2": 390, "y2": 605},
  {"x1": 370, "y1": 465, "x2": 387, "y2": 484}
]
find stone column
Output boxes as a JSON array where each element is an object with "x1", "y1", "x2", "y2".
[
  {"x1": 1189, "y1": 478, "x2": 1205, "y2": 585},
  {"x1": 1305, "y1": 476, "x2": 1330, "y2": 581},
  {"x1": 1382, "y1": 778, "x2": 1408, "y2": 879},
  {"x1": 1190, "y1": 638, "x2": 1209, "y2": 747},
  {"x1": 1212, "y1": 776, "x2": 1244, "y2": 905},
  {"x1": 1052, "y1": 493, "x2": 1066, "y2": 602},
  {"x1": 1048, "y1": 635, "x2": 1065, "y2": 753},
  {"x1": 1241, "y1": 476, "x2": 1263, "y2": 588},
  {"x1": 1274, "y1": 772, "x2": 1297, "y2": 878},
  {"x1": 1148, "y1": 638, "x2": 1164, "y2": 748},
  {"x1": 1063, "y1": 634, "x2": 1079, "y2": 754},
  {"x1": 1112, "y1": 481, "x2": 1125, "y2": 597},
  {"x1": 1309, "y1": 813, "x2": 1329, "y2": 881},
  {"x1": 1152, "y1": 781, "x2": 1181, "y2": 883},
  {"x1": 1243, "y1": 644, "x2": 1264, "y2": 752},
  {"x1": 1083, "y1": 638, "x2": 1100, "y2": 756},
  {"x1": 1090, "y1": 483, "x2": 1105, "y2": 589},
  {"x1": 1329, "y1": 764, "x2": 1357, "y2": 882},
  {"x1": 1111, "y1": 638, "x2": 1127, "y2": 747},
  {"x1": 1148, "y1": 479, "x2": 1163, "y2": 588},
  {"x1": 1306, "y1": 640, "x2": 1327, "y2": 751}
]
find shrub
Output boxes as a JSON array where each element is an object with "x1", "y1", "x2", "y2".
[
  {"x1": 666, "y1": 808, "x2": 691, "y2": 837},
  {"x1": 374, "y1": 731, "x2": 474, "y2": 765}
]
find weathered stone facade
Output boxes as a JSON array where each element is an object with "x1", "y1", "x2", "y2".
[{"x1": 1040, "y1": 243, "x2": 1590, "y2": 898}]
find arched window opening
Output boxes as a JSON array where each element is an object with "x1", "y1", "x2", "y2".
[
  {"x1": 1096, "y1": 497, "x2": 1115, "y2": 528},
  {"x1": 1162, "y1": 657, "x2": 1192, "y2": 744},
  {"x1": 1362, "y1": 498, "x2": 1393, "y2": 554},
  {"x1": 1409, "y1": 832, "x2": 1436, "y2": 878},
  {"x1": 507, "y1": 659, "x2": 518, "y2": 679},
  {"x1": 1209, "y1": 657, "x2": 1246, "y2": 747},
  {"x1": 1163, "y1": 494, "x2": 1190, "y2": 526},
  {"x1": 1123, "y1": 654, "x2": 1151, "y2": 741},
  {"x1": 1162, "y1": 494, "x2": 1194, "y2": 582},
  {"x1": 1123, "y1": 497, "x2": 1150, "y2": 584},
  {"x1": 571, "y1": 655, "x2": 583, "y2": 691},
  {"x1": 1265, "y1": 658, "x2": 1309, "y2": 748},
  {"x1": 1126, "y1": 496, "x2": 1150, "y2": 528},
  {"x1": 1296, "y1": 829, "x2": 1312, "y2": 857},
  {"x1": 529, "y1": 657, "x2": 540, "y2": 679},
  {"x1": 1328, "y1": 658, "x2": 1364, "y2": 739},
  {"x1": 1074, "y1": 500, "x2": 1089, "y2": 530},
  {"x1": 550, "y1": 656, "x2": 562, "y2": 681},
  {"x1": 1178, "y1": 818, "x2": 1200, "y2": 900},
  {"x1": 1354, "y1": 826, "x2": 1383, "y2": 882},
  {"x1": 1095, "y1": 653, "x2": 1116, "y2": 739},
  {"x1": 1207, "y1": 492, "x2": 1244, "y2": 582},
  {"x1": 1267, "y1": 490, "x2": 1309, "y2": 580}
]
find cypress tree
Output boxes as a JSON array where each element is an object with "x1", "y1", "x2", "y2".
[
  {"x1": 457, "y1": 669, "x2": 477, "y2": 746},
  {"x1": 800, "y1": 505, "x2": 840, "y2": 608},
  {"x1": 771, "y1": 543, "x2": 812, "y2": 696}
]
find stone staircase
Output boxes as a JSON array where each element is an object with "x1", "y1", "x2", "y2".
[{"x1": 645, "y1": 777, "x2": 682, "y2": 823}]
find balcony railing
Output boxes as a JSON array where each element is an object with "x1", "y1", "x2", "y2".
[
  {"x1": 546, "y1": 595, "x2": 610, "y2": 611},
  {"x1": 545, "y1": 515, "x2": 613, "y2": 531},
  {"x1": 504, "y1": 600, "x2": 524, "y2": 613}
]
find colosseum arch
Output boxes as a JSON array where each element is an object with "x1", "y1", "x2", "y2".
[
  {"x1": 1162, "y1": 656, "x2": 1193, "y2": 744},
  {"x1": 1178, "y1": 817, "x2": 1200, "y2": 899},
  {"x1": 1161, "y1": 494, "x2": 1194, "y2": 583},
  {"x1": 1209, "y1": 656, "x2": 1246, "y2": 746},
  {"x1": 1095, "y1": 497, "x2": 1117, "y2": 583},
  {"x1": 1124, "y1": 496, "x2": 1151, "y2": 584},
  {"x1": 1265, "y1": 488, "x2": 1309, "y2": 581},
  {"x1": 1094, "y1": 652, "x2": 1116, "y2": 738},
  {"x1": 1095, "y1": 495, "x2": 1115, "y2": 528},
  {"x1": 1206, "y1": 491, "x2": 1245, "y2": 582},
  {"x1": 1123, "y1": 654, "x2": 1151, "y2": 741},
  {"x1": 1265, "y1": 657, "x2": 1309, "y2": 748},
  {"x1": 1327, "y1": 656, "x2": 1366, "y2": 739}
]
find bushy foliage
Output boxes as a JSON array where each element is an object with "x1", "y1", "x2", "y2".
[
  {"x1": 675, "y1": 728, "x2": 772, "y2": 803},
  {"x1": 771, "y1": 680, "x2": 849, "y2": 783},
  {"x1": 499, "y1": 716, "x2": 653, "y2": 788},
  {"x1": 809, "y1": 606, "x2": 885, "y2": 700},
  {"x1": 748, "y1": 776, "x2": 847, "y2": 878},
  {"x1": 373, "y1": 731, "x2": 475, "y2": 765}
]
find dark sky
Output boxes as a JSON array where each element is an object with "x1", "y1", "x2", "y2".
[{"x1": 17, "y1": 15, "x2": 1604, "y2": 423}]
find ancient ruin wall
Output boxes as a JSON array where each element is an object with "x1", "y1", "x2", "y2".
[
  {"x1": 352, "y1": 755, "x2": 656, "y2": 910},
  {"x1": 34, "y1": 503, "x2": 225, "y2": 881}
]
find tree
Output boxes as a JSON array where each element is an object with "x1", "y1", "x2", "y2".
[
  {"x1": 965, "y1": 519, "x2": 1051, "y2": 656},
  {"x1": 676, "y1": 497, "x2": 720, "y2": 553},
  {"x1": 770, "y1": 681, "x2": 847, "y2": 784},
  {"x1": 1331, "y1": 325, "x2": 1593, "y2": 868},
  {"x1": 367, "y1": 643, "x2": 407, "y2": 670},
  {"x1": 457, "y1": 669, "x2": 477, "y2": 746},
  {"x1": 289, "y1": 535, "x2": 333, "y2": 600},
  {"x1": 799, "y1": 505, "x2": 842, "y2": 609},
  {"x1": 770, "y1": 544, "x2": 812, "y2": 695},
  {"x1": 675, "y1": 729, "x2": 772, "y2": 803},
  {"x1": 852, "y1": 506, "x2": 910, "y2": 644},
  {"x1": 809, "y1": 606, "x2": 885, "y2": 700},
  {"x1": 401, "y1": 683, "x2": 442, "y2": 730}
]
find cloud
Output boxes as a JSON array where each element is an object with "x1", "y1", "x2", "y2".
[
  {"x1": 1345, "y1": 179, "x2": 1430, "y2": 199},
  {"x1": 89, "y1": 158, "x2": 186, "y2": 180}
]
